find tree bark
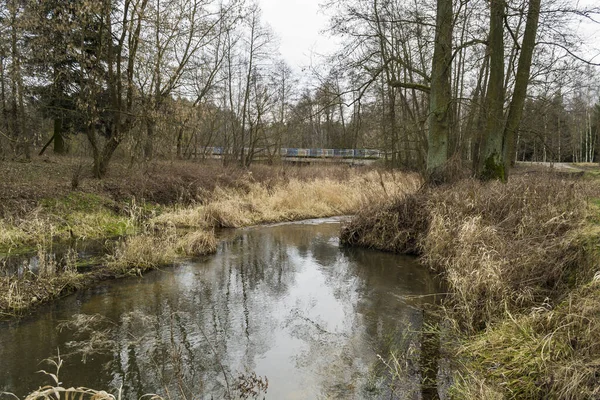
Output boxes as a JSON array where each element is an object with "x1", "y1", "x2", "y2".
[
  {"x1": 426, "y1": 0, "x2": 453, "y2": 181},
  {"x1": 97, "y1": 136, "x2": 121, "y2": 178},
  {"x1": 479, "y1": 0, "x2": 506, "y2": 181},
  {"x1": 502, "y1": 0, "x2": 541, "y2": 177}
]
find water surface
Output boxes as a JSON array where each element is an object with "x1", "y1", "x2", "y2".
[{"x1": 0, "y1": 219, "x2": 441, "y2": 399}]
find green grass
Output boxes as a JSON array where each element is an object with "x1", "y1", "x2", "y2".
[
  {"x1": 39, "y1": 192, "x2": 110, "y2": 213},
  {"x1": 0, "y1": 192, "x2": 140, "y2": 251}
]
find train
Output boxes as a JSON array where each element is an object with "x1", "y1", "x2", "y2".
[{"x1": 201, "y1": 147, "x2": 383, "y2": 159}]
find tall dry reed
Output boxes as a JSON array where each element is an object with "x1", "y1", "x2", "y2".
[
  {"x1": 155, "y1": 170, "x2": 421, "y2": 229},
  {"x1": 342, "y1": 175, "x2": 588, "y2": 330},
  {"x1": 341, "y1": 173, "x2": 598, "y2": 398}
]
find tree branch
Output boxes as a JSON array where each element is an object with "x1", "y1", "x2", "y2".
[{"x1": 389, "y1": 80, "x2": 431, "y2": 93}]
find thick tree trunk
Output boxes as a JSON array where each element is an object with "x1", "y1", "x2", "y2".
[
  {"x1": 97, "y1": 136, "x2": 121, "y2": 178},
  {"x1": 502, "y1": 0, "x2": 541, "y2": 177},
  {"x1": 426, "y1": 0, "x2": 453, "y2": 182},
  {"x1": 479, "y1": 0, "x2": 506, "y2": 181}
]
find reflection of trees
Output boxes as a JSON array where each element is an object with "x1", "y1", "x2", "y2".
[{"x1": 0, "y1": 222, "x2": 442, "y2": 398}]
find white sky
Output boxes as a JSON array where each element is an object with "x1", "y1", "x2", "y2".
[
  {"x1": 258, "y1": 0, "x2": 600, "y2": 74},
  {"x1": 258, "y1": 0, "x2": 338, "y2": 72}
]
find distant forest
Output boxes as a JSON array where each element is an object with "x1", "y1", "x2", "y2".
[{"x1": 0, "y1": 0, "x2": 598, "y2": 177}]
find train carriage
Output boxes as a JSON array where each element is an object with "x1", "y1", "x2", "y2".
[
  {"x1": 364, "y1": 149, "x2": 380, "y2": 159},
  {"x1": 308, "y1": 148, "x2": 321, "y2": 157},
  {"x1": 340, "y1": 149, "x2": 354, "y2": 158}
]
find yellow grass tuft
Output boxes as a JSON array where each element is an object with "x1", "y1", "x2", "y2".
[
  {"x1": 157, "y1": 170, "x2": 421, "y2": 229},
  {"x1": 107, "y1": 232, "x2": 179, "y2": 273},
  {"x1": 177, "y1": 230, "x2": 218, "y2": 256}
]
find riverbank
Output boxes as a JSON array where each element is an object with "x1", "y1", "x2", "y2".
[
  {"x1": 0, "y1": 157, "x2": 420, "y2": 318},
  {"x1": 341, "y1": 172, "x2": 600, "y2": 399}
]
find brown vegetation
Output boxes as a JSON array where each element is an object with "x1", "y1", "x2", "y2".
[
  {"x1": 0, "y1": 158, "x2": 419, "y2": 319},
  {"x1": 341, "y1": 173, "x2": 600, "y2": 398}
]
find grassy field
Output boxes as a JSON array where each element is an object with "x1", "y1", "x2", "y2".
[
  {"x1": 341, "y1": 168, "x2": 600, "y2": 399},
  {"x1": 0, "y1": 156, "x2": 420, "y2": 318}
]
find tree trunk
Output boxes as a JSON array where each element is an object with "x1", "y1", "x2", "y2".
[
  {"x1": 0, "y1": 54, "x2": 8, "y2": 136},
  {"x1": 426, "y1": 0, "x2": 453, "y2": 182},
  {"x1": 469, "y1": 54, "x2": 490, "y2": 168},
  {"x1": 479, "y1": 0, "x2": 505, "y2": 181},
  {"x1": 39, "y1": 119, "x2": 66, "y2": 156},
  {"x1": 9, "y1": 0, "x2": 25, "y2": 157},
  {"x1": 97, "y1": 136, "x2": 121, "y2": 178},
  {"x1": 502, "y1": 0, "x2": 541, "y2": 177}
]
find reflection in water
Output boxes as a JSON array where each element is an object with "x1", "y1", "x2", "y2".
[
  {"x1": 0, "y1": 239, "x2": 109, "y2": 277},
  {"x1": 0, "y1": 220, "x2": 441, "y2": 399}
]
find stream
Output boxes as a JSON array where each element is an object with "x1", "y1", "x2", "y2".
[{"x1": 0, "y1": 218, "x2": 443, "y2": 399}]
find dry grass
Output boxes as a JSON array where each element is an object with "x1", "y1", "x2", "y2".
[
  {"x1": 456, "y1": 275, "x2": 600, "y2": 399},
  {"x1": 107, "y1": 233, "x2": 179, "y2": 274},
  {"x1": 449, "y1": 372, "x2": 504, "y2": 400},
  {"x1": 423, "y1": 177, "x2": 588, "y2": 331},
  {"x1": 342, "y1": 175, "x2": 589, "y2": 330},
  {"x1": 1, "y1": 163, "x2": 420, "y2": 319},
  {"x1": 106, "y1": 228, "x2": 218, "y2": 274},
  {"x1": 341, "y1": 173, "x2": 600, "y2": 399},
  {"x1": 177, "y1": 230, "x2": 217, "y2": 256},
  {"x1": 0, "y1": 193, "x2": 136, "y2": 252},
  {"x1": 0, "y1": 159, "x2": 417, "y2": 250},
  {"x1": 0, "y1": 270, "x2": 86, "y2": 319},
  {"x1": 0, "y1": 227, "x2": 218, "y2": 317},
  {"x1": 340, "y1": 192, "x2": 429, "y2": 254},
  {"x1": 156, "y1": 170, "x2": 421, "y2": 229}
]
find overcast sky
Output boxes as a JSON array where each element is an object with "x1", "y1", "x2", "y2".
[
  {"x1": 258, "y1": 0, "x2": 600, "y2": 72},
  {"x1": 258, "y1": 0, "x2": 337, "y2": 72}
]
